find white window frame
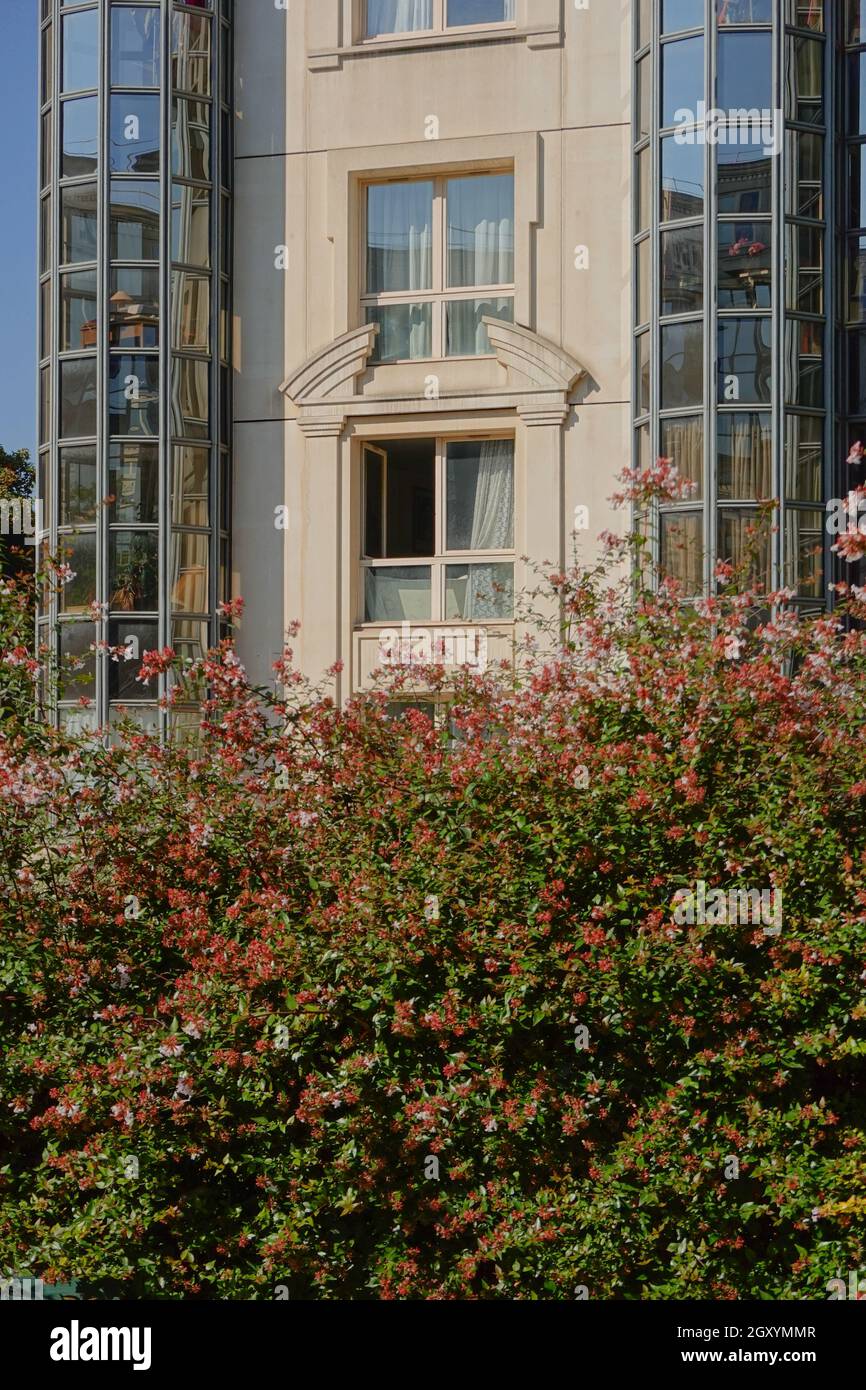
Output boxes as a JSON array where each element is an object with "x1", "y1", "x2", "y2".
[
  {"x1": 360, "y1": 432, "x2": 516, "y2": 624},
  {"x1": 360, "y1": 171, "x2": 515, "y2": 362},
  {"x1": 362, "y1": 0, "x2": 516, "y2": 44}
]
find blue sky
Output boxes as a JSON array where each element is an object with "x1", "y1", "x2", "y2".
[{"x1": 0, "y1": 0, "x2": 37, "y2": 459}]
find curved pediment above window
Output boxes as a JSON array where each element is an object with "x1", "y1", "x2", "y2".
[{"x1": 280, "y1": 318, "x2": 590, "y2": 419}]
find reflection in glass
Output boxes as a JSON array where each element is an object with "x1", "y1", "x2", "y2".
[
  {"x1": 60, "y1": 270, "x2": 98, "y2": 351},
  {"x1": 171, "y1": 98, "x2": 210, "y2": 181},
  {"x1": 110, "y1": 180, "x2": 160, "y2": 259},
  {"x1": 446, "y1": 563, "x2": 513, "y2": 620},
  {"x1": 785, "y1": 509, "x2": 823, "y2": 600},
  {"x1": 718, "y1": 221, "x2": 772, "y2": 309},
  {"x1": 110, "y1": 93, "x2": 160, "y2": 173},
  {"x1": 40, "y1": 280, "x2": 51, "y2": 361},
  {"x1": 171, "y1": 183, "x2": 210, "y2": 265},
  {"x1": 718, "y1": 145, "x2": 771, "y2": 216},
  {"x1": 172, "y1": 11, "x2": 211, "y2": 96},
  {"x1": 171, "y1": 618, "x2": 210, "y2": 665},
  {"x1": 784, "y1": 415, "x2": 823, "y2": 501},
  {"x1": 661, "y1": 416, "x2": 703, "y2": 498},
  {"x1": 59, "y1": 623, "x2": 96, "y2": 699},
  {"x1": 636, "y1": 55, "x2": 650, "y2": 141},
  {"x1": 60, "y1": 445, "x2": 98, "y2": 523},
  {"x1": 847, "y1": 235, "x2": 866, "y2": 323},
  {"x1": 788, "y1": 37, "x2": 823, "y2": 126},
  {"x1": 447, "y1": 0, "x2": 513, "y2": 23},
  {"x1": 41, "y1": 110, "x2": 52, "y2": 188},
  {"x1": 62, "y1": 96, "x2": 98, "y2": 177},
  {"x1": 660, "y1": 511, "x2": 703, "y2": 594},
  {"x1": 172, "y1": 447, "x2": 210, "y2": 527},
  {"x1": 718, "y1": 0, "x2": 773, "y2": 20},
  {"x1": 662, "y1": 0, "x2": 704, "y2": 33},
  {"x1": 636, "y1": 145, "x2": 650, "y2": 233},
  {"x1": 785, "y1": 319, "x2": 823, "y2": 408},
  {"x1": 660, "y1": 226, "x2": 703, "y2": 315},
  {"x1": 109, "y1": 354, "x2": 160, "y2": 436},
  {"x1": 59, "y1": 357, "x2": 97, "y2": 439},
  {"x1": 849, "y1": 144, "x2": 866, "y2": 231},
  {"x1": 637, "y1": 236, "x2": 650, "y2": 324},
  {"x1": 662, "y1": 36, "x2": 704, "y2": 129},
  {"x1": 171, "y1": 358, "x2": 210, "y2": 440},
  {"x1": 446, "y1": 174, "x2": 514, "y2": 288},
  {"x1": 170, "y1": 532, "x2": 210, "y2": 614},
  {"x1": 636, "y1": 330, "x2": 650, "y2": 414},
  {"x1": 365, "y1": 567, "x2": 432, "y2": 622},
  {"x1": 849, "y1": 0, "x2": 866, "y2": 43},
  {"x1": 717, "y1": 412, "x2": 772, "y2": 499},
  {"x1": 42, "y1": 22, "x2": 53, "y2": 106},
  {"x1": 110, "y1": 267, "x2": 160, "y2": 348},
  {"x1": 717, "y1": 33, "x2": 772, "y2": 114},
  {"x1": 58, "y1": 531, "x2": 97, "y2": 614},
  {"x1": 62, "y1": 10, "x2": 98, "y2": 93},
  {"x1": 786, "y1": 131, "x2": 823, "y2": 219},
  {"x1": 61, "y1": 183, "x2": 98, "y2": 264},
  {"x1": 367, "y1": 304, "x2": 433, "y2": 362},
  {"x1": 786, "y1": 223, "x2": 823, "y2": 315},
  {"x1": 40, "y1": 367, "x2": 51, "y2": 446},
  {"x1": 108, "y1": 618, "x2": 159, "y2": 699},
  {"x1": 661, "y1": 135, "x2": 704, "y2": 220},
  {"x1": 717, "y1": 509, "x2": 772, "y2": 589},
  {"x1": 109, "y1": 441, "x2": 160, "y2": 523},
  {"x1": 849, "y1": 330, "x2": 866, "y2": 414},
  {"x1": 41, "y1": 195, "x2": 52, "y2": 274},
  {"x1": 111, "y1": 6, "x2": 161, "y2": 87},
  {"x1": 717, "y1": 317, "x2": 772, "y2": 403},
  {"x1": 367, "y1": 182, "x2": 433, "y2": 294},
  {"x1": 661, "y1": 320, "x2": 703, "y2": 408},
  {"x1": 171, "y1": 272, "x2": 211, "y2": 351},
  {"x1": 446, "y1": 297, "x2": 513, "y2": 355},
  {"x1": 110, "y1": 531, "x2": 160, "y2": 612}
]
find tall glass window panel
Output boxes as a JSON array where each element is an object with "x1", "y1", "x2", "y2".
[
  {"x1": 717, "y1": 33, "x2": 772, "y2": 113},
  {"x1": 661, "y1": 135, "x2": 705, "y2": 220},
  {"x1": 445, "y1": 441, "x2": 514, "y2": 552},
  {"x1": 445, "y1": 563, "x2": 513, "y2": 621},
  {"x1": 636, "y1": 330, "x2": 650, "y2": 415},
  {"x1": 366, "y1": 182, "x2": 433, "y2": 294},
  {"x1": 717, "y1": 509, "x2": 772, "y2": 590},
  {"x1": 61, "y1": 9, "x2": 98, "y2": 94},
  {"x1": 110, "y1": 531, "x2": 159, "y2": 612},
  {"x1": 58, "y1": 623, "x2": 97, "y2": 700},
  {"x1": 785, "y1": 319, "x2": 823, "y2": 408},
  {"x1": 40, "y1": 280, "x2": 52, "y2": 362},
  {"x1": 446, "y1": 297, "x2": 513, "y2": 356},
  {"x1": 172, "y1": 11, "x2": 212, "y2": 96},
  {"x1": 636, "y1": 145, "x2": 651, "y2": 233},
  {"x1": 59, "y1": 357, "x2": 97, "y2": 439},
  {"x1": 170, "y1": 532, "x2": 210, "y2": 614},
  {"x1": 41, "y1": 196, "x2": 52, "y2": 274},
  {"x1": 660, "y1": 511, "x2": 703, "y2": 594},
  {"x1": 171, "y1": 183, "x2": 210, "y2": 266},
  {"x1": 171, "y1": 98, "x2": 210, "y2": 181},
  {"x1": 367, "y1": 304, "x2": 433, "y2": 362},
  {"x1": 786, "y1": 223, "x2": 823, "y2": 315},
  {"x1": 111, "y1": 6, "x2": 161, "y2": 87},
  {"x1": 109, "y1": 441, "x2": 159, "y2": 523},
  {"x1": 637, "y1": 0, "x2": 651, "y2": 46},
  {"x1": 784, "y1": 415, "x2": 823, "y2": 501},
  {"x1": 171, "y1": 618, "x2": 210, "y2": 666},
  {"x1": 110, "y1": 180, "x2": 160, "y2": 259},
  {"x1": 171, "y1": 358, "x2": 210, "y2": 440},
  {"x1": 108, "y1": 618, "x2": 159, "y2": 700},
  {"x1": 40, "y1": 367, "x2": 51, "y2": 446},
  {"x1": 662, "y1": 0, "x2": 704, "y2": 33},
  {"x1": 785, "y1": 509, "x2": 823, "y2": 600},
  {"x1": 849, "y1": 52, "x2": 866, "y2": 139},
  {"x1": 637, "y1": 236, "x2": 650, "y2": 325},
  {"x1": 636, "y1": 55, "x2": 651, "y2": 142},
  {"x1": 717, "y1": 317, "x2": 772, "y2": 404},
  {"x1": 718, "y1": 0, "x2": 773, "y2": 20},
  {"x1": 109, "y1": 354, "x2": 160, "y2": 436},
  {"x1": 171, "y1": 272, "x2": 211, "y2": 351},
  {"x1": 172, "y1": 447, "x2": 210, "y2": 527},
  {"x1": 661, "y1": 416, "x2": 703, "y2": 498},
  {"x1": 58, "y1": 533, "x2": 97, "y2": 615},
  {"x1": 60, "y1": 270, "x2": 98, "y2": 352},
  {"x1": 661, "y1": 36, "x2": 704, "y2": 129},
  {"x1": 718, "y1": 144, "x2": 772, "y2": 216},
  {"x1": 446, "y1": 174, "x2": 514, "y2": 288},
  {"x1": 110, "y1": 267, "x2": 160, "y2": 348},
  {"x1": 718, "y1": 221, "x2": 772, "y2": 309},
  {"x1": 42, "y1": 22, "x2": 53, "y2": 106},
  {"x1": 849, "y1": 0, "x2": 866, "y2": 44},
  {"x1": 366, "y1": 0, "x2": 433, "y2": 37},
  {"x1": 110, "y1": 94, "x2": 160, "y2": 173},
  {"x1": 59, "y1": 445, "x2": 98, "y2": 524},
  {"x1": 848, "y1": 329, "x2": 866, "y2": 414},
  {"x1": 61, "y1": 183, "x2": 98, "y2": 264},
  {"x1": 661, "y1": 321, "x2": 703, "y2": 409},
  {"x1": 447, "y1": 0, "x2": 515, "y2": 23},
  {"x1": 786, "y1": 132, "x2": 823, "y2": 220},
  {"x1": 62, "y1": 96, "x2": 98, "y2": 178},
  {"x1": 847, "y1": 235, "x2": 866, "y2": 323},
  {"x1": 788, "y1": 37, "x2": 823, "y2": 127},
  {"x1": 849, "y1": 144, "x2": 866, "y2": 232},
  {"x1": 660, "y1": 226, "x2": 703, "y2": 316},
  {"x1": 717, "y1": 411, "x2": 772, "y2": 499}
]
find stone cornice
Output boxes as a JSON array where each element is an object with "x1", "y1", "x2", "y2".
[{"x1": 280, "y1": 323, "x2": 379, "y2": 404}]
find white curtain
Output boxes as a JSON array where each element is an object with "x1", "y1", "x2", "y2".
[
  {"x1": 466, "y1": 440, "x2": 514, "y2": 619},
  {"x1": 448, "y1": 175, "x2": 514, "y2": 288},
  {"x1": 367, "y1": 0, "x2": 433, "y2": 37},
  {"x1": 367, "y1": 183, "x2": 432, "y2": 293}
]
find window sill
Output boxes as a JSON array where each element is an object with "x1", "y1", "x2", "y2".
[{"x1": 309, "y1": 24, "x2": 561, "y2": 70}]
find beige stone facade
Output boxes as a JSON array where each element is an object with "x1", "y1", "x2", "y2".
[{"x1": 232, "y1": 0, "x2": 632, "y2": 701}]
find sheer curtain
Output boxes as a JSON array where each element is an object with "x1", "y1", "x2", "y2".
[
  {"x1": 448, "y1": 175, "x2": 514, "y2": 288},
  {"x1": 367, "y1": 0, "x2": 433, "y2": 37},
  {"x1": 727, "y1": 416, "x2": 773, "y2": 498},
  {"x1": 466, "y1": 440, "x2": 514, "y2": 619}
]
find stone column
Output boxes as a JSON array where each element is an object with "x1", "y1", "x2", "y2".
[
  {"x1": 296, "y1": 414, "x2": 346, "y2": 701},
  {"x1": 518, "y1": 402, "x2": 569, "y2": 645}
]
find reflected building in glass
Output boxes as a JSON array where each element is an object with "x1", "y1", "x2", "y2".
[
  {"x1": 634, "y1": 0, "x2": 840, "y2": 606},
  {"x1": 38, "y1": 0, "x2": 231, "y2": 736}
]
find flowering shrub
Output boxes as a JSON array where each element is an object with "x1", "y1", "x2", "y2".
[{"x1": 1, "y1": 470, "x2": 866, "y2": 1301}]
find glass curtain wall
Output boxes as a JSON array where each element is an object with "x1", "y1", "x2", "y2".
[
  {"x1": 38, "y1": 0, "x2": 232, "y2": 738},
  {"x1": 633, "y1": 0, "x2": 830, "y2": 607}
]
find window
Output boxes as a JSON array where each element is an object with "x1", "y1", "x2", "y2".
[
  {"x1": 365, "y1": 1, "x2": 515, "y2": 40},
  {"x1": 111, "y1": 6, "x2": 161, "y2": 87},
  {"x1": 363, "y1": 172, "x2": 514, "y2": 361},
  {"x1": 362, "y1": 436, "x2": 515, "y2": 623}
]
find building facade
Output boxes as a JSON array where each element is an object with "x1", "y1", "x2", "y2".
[{"x1": 37, "y1": 1, "x2": 864, "y2": 722}]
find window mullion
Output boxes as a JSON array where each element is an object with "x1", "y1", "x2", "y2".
[{"x1": 435, "y1": 0, "x2": 447, "y2": 34}]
